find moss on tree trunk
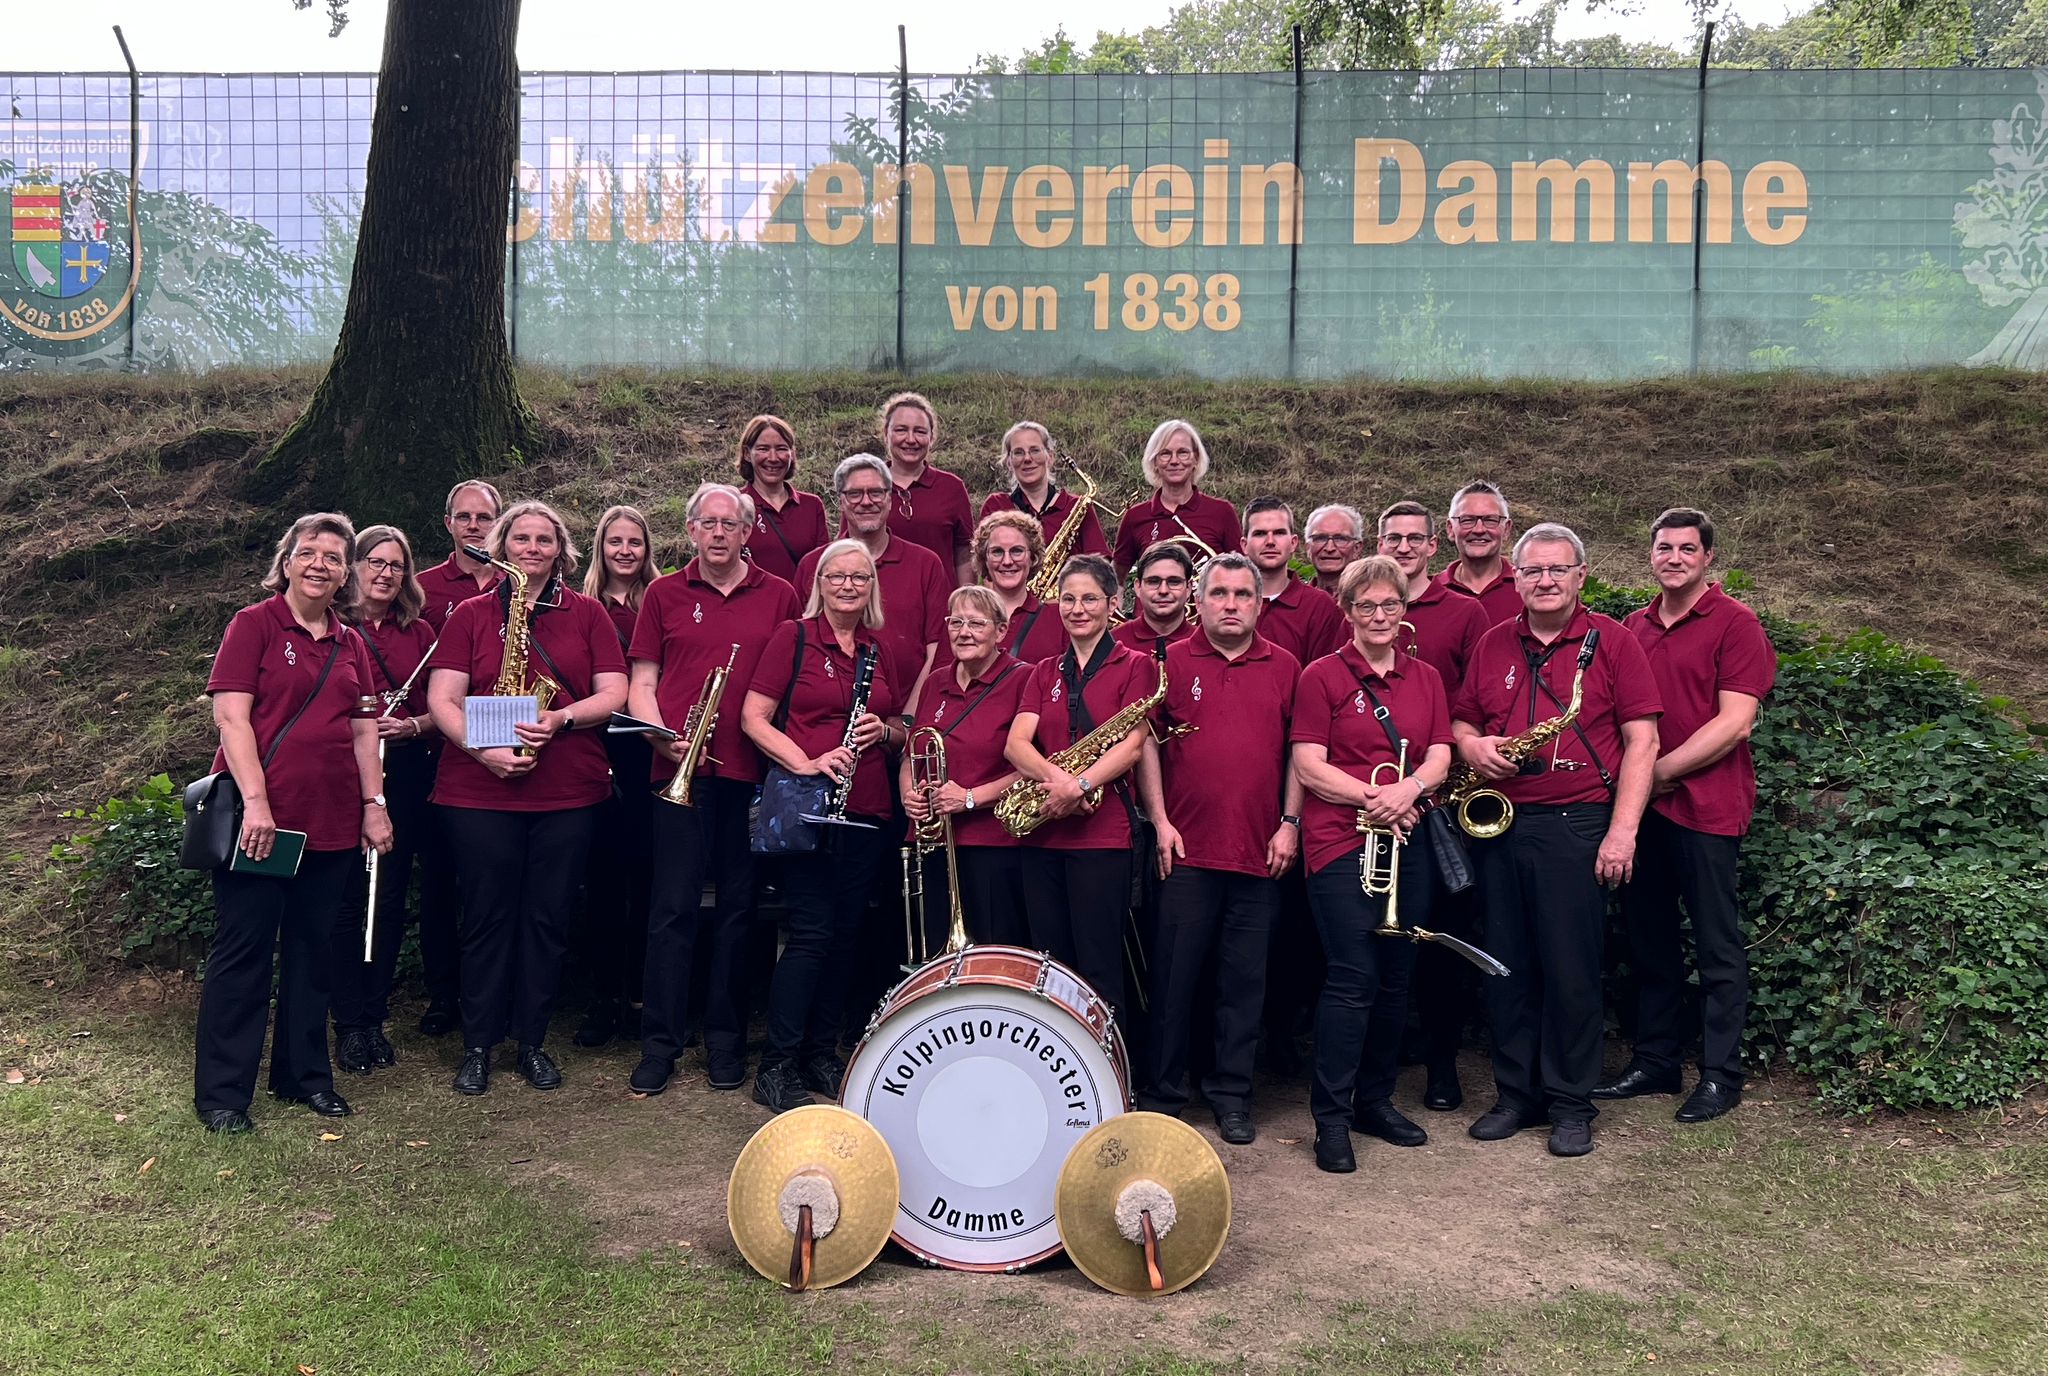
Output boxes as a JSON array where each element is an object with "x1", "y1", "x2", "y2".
[{"x1": 256, "y1": 0, "x2": 535, "y2": 534}]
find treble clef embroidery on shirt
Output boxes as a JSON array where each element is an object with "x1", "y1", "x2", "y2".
[{"x1": 283, "y1": 638, "x2": 298, "y2": 666}]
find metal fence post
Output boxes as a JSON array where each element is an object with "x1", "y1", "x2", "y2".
[
  {"x1": 1688, "y1": 21, "x2": 1715, "y2": 376},
  {"x1": 894, "y1": 25, "x2": 910, "y2": 374},
  {"x1": 112, "y1": 25, "x2": 140, "y2": 369},
  {"x1": 1286, "y1": 25, "x2": 1304, "y2": 380}
]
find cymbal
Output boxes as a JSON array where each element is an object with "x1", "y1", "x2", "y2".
[
  {"x1": 728, "y1": 1105, "x2": 900, "y2": 1290},
  {"x1": 1054, "y1": 1112, "x2": 1231, "y2": 1297}
]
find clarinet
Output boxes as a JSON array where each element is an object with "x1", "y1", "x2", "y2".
[{"x1": 803, "y1": 644, "x2": 879, "y2": 829}]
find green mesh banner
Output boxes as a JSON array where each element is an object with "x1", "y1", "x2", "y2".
[{"x1": 3, "y1": 67, "x2": 2045, "y2": 376}]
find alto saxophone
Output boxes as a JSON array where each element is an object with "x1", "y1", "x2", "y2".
[
  {"x1": 657, "y1": 643, "x2": 739, "y2": 807},
  {"x1": 1025, "y1": 464, "x2": 1109, "y2": 602},
  {"x1": 995, "y1": 657, "x2": 1187, "y2": 838},
  {"x1": 1433, "y1": 629, "x2": 1601, "y2": 838},
  {"x1": 465, "y1": 545, "x2": 564, "y2": 757}
]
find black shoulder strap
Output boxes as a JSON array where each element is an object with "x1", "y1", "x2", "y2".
[
  {"x1": 262, "y1": 635, "x2": 344, "y2": 770},
  {"x1": 1525, "y1": 631, "x2": 1613, "y2": 794},
  {"x1": 1342, "y1": 658, "x2": 1410, "y2": 778},
  {"x1": 758, "y1": 499, "x2": 803, "y2": 564},
  {"x1": 770, "y1": 624, "x2": 806, "y2": 733},
  {"x1": 360, "y1": 628, "x2": 397, "y2": 691},
  {"x1": 938, "y1": 659, "x2": 1019, "y2": 741}
]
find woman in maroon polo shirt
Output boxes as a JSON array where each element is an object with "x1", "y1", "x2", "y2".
[
  {"x1": 737, "y1": 414, "x2": 829, "y2": 587},
  {"x1": 195, "y1": 512, "x2": 393, "y2": 1134},
  {"x1": 972, "y1": 509, "x2": 1066, "y2": 666},
  {"x1": 572, "y1": 504, "x2": 658, "y2": 1049},
  {"x1": 740, "y1": 539, "x2": 905, "y2": 1114},
  {"x1": 978, "y1": 420, "x2": 1109, "y2": 559},
  {"x1": 329, "y1": 523, "x2": 438, "y2": 1081},
  {"x1": 1005, "y1": 553, "x2": 1155, "y2": 1013},
  {"x1": 425, "y1": 500, "x2": 628, "y2": 1097},
  {"x1": 1111, "y1": 419, "x2": 1243, "y2": 576},
  {"x1": 901, "y1": 584, "x2": 1030, "y2": 950},
  {"x1": 879, "y1": 391, "x2": 975, "y2": 584},
  {"x1": 1290, "y1": 555, "x2": 1454, "y2": 1175}
]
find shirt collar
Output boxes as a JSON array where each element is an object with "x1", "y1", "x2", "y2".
[
  {"x1": 684, "y1": 557, "x2": 764, "y2": 592},
  {"x1": 264, "y1": 593, "x2": 343, "y2": 641},
  {"x1": 1339, "y1": 639, "x2": 1406, "y2": 681},
  {"x1": 1191, "y1": 629, "x2": 1272, "y2": 662},
  {"x1": 1514, "y1": 603, "x2": 1592, "y2": 645}
]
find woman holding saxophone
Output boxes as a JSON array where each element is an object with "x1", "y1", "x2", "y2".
[
  {"x1": 624, "y1": 484, "x2": 800, "y2": 1097},
  {"x1": 426, "y1": 500, "x2": 627, "y2": 1097},
  {"x1": 972, "y1": 510, "x2": 1067, "y2": 666},
  {"x1": 741, "y1": 539, "x2": 904, "y2": 1114},
  {"x1": 978, "y1": 420, "x2": 1107, "y2": 559},
  {"x1": 1003, "y1": 553, "x2": 1155, "y2": 1013},
  {"x1": 1290, "y1": 555, "x2": 1453, "y2": 1174}
]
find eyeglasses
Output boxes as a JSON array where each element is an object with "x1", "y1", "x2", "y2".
[
  {"x1": 1140, "y1": 576, "x2": 1188, "y2": 590},
  {"x1": 1379, "y1": 533, "x2": 1431, "y2": 548},
  {"x1": 691, "y1": 517, "x2": 745, "y2": 533},
  {"x1": 985, "y1": 546, "x2": 1031, "y2": 562},
  {"x1": 1307, "y1": 533, "x2": 1360, "y2": 547},
  {"x1": 840, "y1": 487, "x2": 890, "y2": 507},
  {"x1": 1451, "y1": 514, "x2": 1505, "y2": 529},
  {"x1": 360, "y1": 556, "x2": 406, "y2": 575},
  {"x1": 1517, "y1": 564, "x2": 1583, "y2": 583},
  {"x1": 944, "y1": 616, "x2": 995, "y2": 632},
  {"x1": 1058, "y1": 594, "x2": 1108, "y2": 609},
  {"x1": 292, "y1": 550, "x2": 346, "y2": 570},
  {"x1": 821, "y1": 571, "x2": 874, "y2": 587},
  {"x1": 1350, "y1": 598, "x2": 1406, "y2": 619}
]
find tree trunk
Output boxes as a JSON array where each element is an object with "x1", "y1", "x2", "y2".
[{"x1": 255, "y1": 0, "x2": 533, "y2": 535}]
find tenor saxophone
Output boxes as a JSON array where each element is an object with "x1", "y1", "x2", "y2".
[
  {"x1": 1433, "y1": 629, "x2": 1601, "y2": 838},
  {"x1": 657, "y1": 643, "x2": 740, "y2": 807},
  {"x1": 995, "y1": 657, "x2": 1179, "y2": 839}
]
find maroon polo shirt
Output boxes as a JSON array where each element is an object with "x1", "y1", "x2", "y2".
[
  {"x1": 353, "y1": 613, "x2": 437, "y2": 718},
  {"x1": 1400, "y1": 578, "x2": 1492, "y2": 702},
  {"x1": 1624, "y1": 583, "x2": 1776, "y2": 837},
  {"x1": 749, "y1": 616, "x2": 902, "y2": 820},
  {"x1": 206, "y1": 596, "x2": 379, "y2": 852},
  {"x1": 1452, "y1": 606, "x2": 1662, "y2": 809},
  {"x1": 599, "y1": 593, "x2": 639, "y2": 654},
  {"x1": 1016, "y1": 640, "x2": 1156, "y2": 851},
  {"x1": 428, "y1": 584, "x2": 626, "y2": 813},
  {"x1": 979, "y1": 487, "x2": 1110, "y2": 559},
  {"x1": 1432, "y1": 559, "x2": 1522, "y2": 626},
  {"x1": 742, "y1": 484, "x2": 831, "y2": 589},
  {"x1": 912, "y1": 655, "x2": 1032, "y2": 849},
  {"x1": 1258, "y1": 575, "x2": 1347, "y2": 667},
  {"x1": 416, "y1": 555, "x2": 503, "y2": 632},
  {"x1": 1112, "y1": 616, "x2": 1195, "y2": 659},
  {"x1": 1001, "y1": 594, "x2": 1068, "y2": 665},
  {"x1": 796, "y1": 537, "x2": 948, "y2": 702},
  {"x1": 1291, "y1": 644, "x2": 1452, "y2": 877},
  {"x1": 1155, "y1": 632, "x2": 1300, "y2": 878},
  {"x1": 629, "y1": 559, "x2": 801, "y2": 786},
  {"x1": 886, "y1": 464, "x2": 976, "y2": 577},
  {"x1": 1112, "y1": 489, "x2": 1243, "y2": 574}
]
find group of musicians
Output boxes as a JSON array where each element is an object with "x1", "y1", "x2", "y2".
[{"x1": 192, "y1": 391, "x2": 1776, "y2": 1174}]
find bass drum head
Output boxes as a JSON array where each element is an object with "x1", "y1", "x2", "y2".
[{"x1": 842, "y1": 979, "x2": 1126, "y2": 1271}]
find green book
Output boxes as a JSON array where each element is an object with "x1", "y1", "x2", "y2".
[{"x1": 228, "y1": 829, "x2": 308, "y2": 878}]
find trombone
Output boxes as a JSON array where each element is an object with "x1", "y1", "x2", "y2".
[{"x1": 902, "y1": 726, "x2": 970, "y2": 970}]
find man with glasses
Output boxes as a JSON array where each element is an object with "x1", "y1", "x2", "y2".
[
  {"x1": 1433, "y1": 481, "x2": 1522, "y2": 625},
  {"x1": 625, "y1": 484, "x2": 800, "y2": 1096},
  {"x1": 1452, "y1": 523, "x2": 1661, "y2": 1158},
  {"x1": 1243, "y1": 497, "x2": 1347, "y2": 667},
  {"x1": 797, "y1": 454, "x2": 949, "y2": 701},
  {"x1": 1304, "y1": 504, "x2": 1366, "y2": 602},
  {"x1": 1112, "y1": 541, "x2": 1199, "y2": 659},
  {"x1": 1596, "y1": 508, "x2": 1775, "y2": 1125}
]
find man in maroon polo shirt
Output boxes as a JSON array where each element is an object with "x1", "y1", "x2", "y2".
[
  {"x1": 1244, "y1": 497, "x2": 1347, "y2": 667},
  {"x1": 1137, "y1": 553, "x2": 1302, "y2": 1145},
  {"x1": 798, "y1": 454, "x2": 948, "y2": 703},
  {"x1": 1305, "y1": 503, "x2": 1366, "y2": 601},
  {"x1": 1595, "y1": 507, "x2": 1775, "y2": 1124},
  {"x1": 1431, "y1": 480, "x2": 1521, "y2": 625},
  {"x1": 417, "y1": 480, "x2": 507, "y2": 632},
  {"x1": 1111, "y1": 541, "x2": 1198, "y2": 659},
  {"x1": 877, "y1": 391, "x2": 975, "y2": 586},
  {"x1": 1377, "y1": 498, "x2": 1493, "y2": 1110},
  {"x1": 1452, "y1": 521, "x2": 1661, "y2": 1158},
  {"x1": 625, "y1": 482, "x2": 802, "y2": 1097}
]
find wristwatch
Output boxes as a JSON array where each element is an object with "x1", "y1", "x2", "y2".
[
  {"x1": 964, "y1": 789, "x2": 976, "y2": 811},
  {"x1": 1075, "y1": 774, "x2": 1093, "y2": 794},
  {"x1": 363, "y1": 793, "x2": 387, "y2": 808},
  {"x1": 1281, "y1": 813, "x2": 1302, "y2": 828}
]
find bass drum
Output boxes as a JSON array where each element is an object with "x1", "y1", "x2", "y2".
[{"x1": 840, "y1": 945, "x2": 1130, "y2": 1272}]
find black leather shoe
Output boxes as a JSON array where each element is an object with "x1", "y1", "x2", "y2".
[
  {"x1": 273, "y1": 1089, "x2": 353, "y2": 1117},
  {"x1": 198, "y1": 1107, "x2": 254, "y2": 1134},
  {"x1": 418, "y1": 1003, "x2": 458, "y2": 1038},
  {"x1": 752, "y1": 1062, "x2": 813, "y2": 1114},
  {"x1": 628, "y1": 1054, "x2": 674, "y2": 1096},
  {"x1": 800, "y1": 1052, "x2": 846, "y2": 1098},
  {"x1": 1423, "y1": 1063, "x2": 1464, "y2": 1112},
  {"x1": 453, "y1": 1047, "x2": 492, "y2": 1096},
  {"x1": 1352, "y1": 1099, "x2": 1427, "y2": 1147},
  {"x1": 1468, "y1": 1103, "x2": 1547, "y2": 1140},
  {"x1": 516, "y1": 1045, "x2": 563, "y2": 1091},
  {"x1": 1216, "y1": 1111, "x2": 1256, "y2": 1145},
  {"x1": 573, "y1": 1002, "x2": 618, "y2": 1049},
  {"x1": 1591, "y1": 1064, "x2": 1682, "y2": 1099},
  {"x1": 1548, "y1": 1120, "x2": 1595, "y2": 1157},
  {"x1": 335, "y1": 1029, "x2": 373, "y2": 1076},
  {"x1": 367, "y1": 1028, "x2": 396, "y2": 1067},
  {"x1": 1313, "y1": 1126, "x2": 1356, "y2": 1173},
  {"x1": 707, "y1": 1055, "x2": 746, "y2": 1091},
  {"x1": 1675, "y1": 1079, "x2": 1742, "y2": 1123}
]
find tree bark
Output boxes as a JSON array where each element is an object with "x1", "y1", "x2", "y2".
[{"x1": 256, "y1": 0, "x2": 533, "y2": 534}]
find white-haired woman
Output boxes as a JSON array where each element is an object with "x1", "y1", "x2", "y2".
[
  {"x1": 426, "y1": 500, "x2": 628, "y2": 1097},
  {"x1": 1111, "y1": 418, "x2": 1242, "y2": 575},
  {"x1": 979, "y1": 419, "x2": 1107, "y2": 560}
]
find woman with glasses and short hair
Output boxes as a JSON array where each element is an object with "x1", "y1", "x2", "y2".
[{"x1": 1111, "y1": 419, "x2": 1242, "y2": 576}]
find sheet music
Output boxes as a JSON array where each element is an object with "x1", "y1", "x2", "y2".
[{"x1": 464, "y1": 695, "x2": 538, "y2": 749}]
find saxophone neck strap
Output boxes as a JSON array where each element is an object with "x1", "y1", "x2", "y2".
[
  {"x1": 1059, "y1": 635, "x2": 1115, "y2": 738},
  {"x1": 1343, "y1": 661, "x2": 1406, "y2": 775},
  {"x1": 1522, "y1": 627, "x2": 1612, "y2": 794}
]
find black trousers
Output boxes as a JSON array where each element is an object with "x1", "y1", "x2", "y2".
[
  {"x1": 194, "y1": 848, "x2": 356, "y2": 1113},
  {"x1": 1477, "y1": 804, "x2": 1610, "y2": 1125},
  {"x1": 640, "y1": 776, "x2": 755, "y2": 1065},
  {"x1": 767, "y1": 823, "x2": 888, "y2": 1069},
  {"x1": 955, "y1": 844, "x2": 1029, "y2": 947},
  {"x1": 1305, "y1": 844, "x2": 1425, "y2": 1131},
  {"x1": 582, "y1": 733, "x2": 655, "y2": 1009},
  {"x1": 1415, "y1": 863, "x2": 1484, "y2": 1072},
  {"x1": 1622, "y1": 809, "x2": 1748, "y2": 1087},
  {"x1": 1261, "y1": 867, "x2": 1322, "y2": 1051},
  {"x1": 440, "y1": 803, "x2": 602, "y2": 1050},
  {"x1": 329, "y1": 742, "x2": 434, "y2": 1032},
  {"x1": 1139, "y1": 865, "x2": 1277, "y2": 1118},
  {"x1": 1021, "y1": 846, "x2": 1131, "y2": 1014},
  {"x1": 416, "y1": 752, "x2": 462, "y2": 1009}
]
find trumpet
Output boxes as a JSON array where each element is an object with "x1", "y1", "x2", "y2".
[
  {"x1": 657, "y1": 643, "x2": 739, "y2": 807},
  {"x1": 1358, "y1": 738, "x2": 1408, "y2": 934},
  {"x1": 902, "y1": 726, "x2": 969, "y2": 970}
]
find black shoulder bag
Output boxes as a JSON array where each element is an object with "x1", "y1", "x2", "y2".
[
  {"x1": 1346, "y1": 664, "x2": 1474, "y2": 895},
  {"x1": 180, "y1": 636, "x2": 344, "y2": 871},
  {"x1": 750, "y1": 630, "x2": 833, "y2": 854}
]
